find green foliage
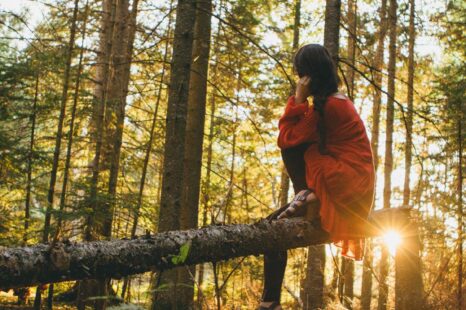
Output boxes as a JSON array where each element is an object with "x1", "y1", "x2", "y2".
[{"x1": 170, "y1": 240, "x2": 192, "y2": 265}]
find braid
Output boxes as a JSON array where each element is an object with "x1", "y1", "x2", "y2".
[{"x1": 313, "y1": 95, "x2": 329, "y2": 155}]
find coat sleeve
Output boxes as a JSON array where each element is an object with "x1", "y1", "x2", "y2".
[{"x1": 277, "y1": 95, "x2": 319, "y2": 149}]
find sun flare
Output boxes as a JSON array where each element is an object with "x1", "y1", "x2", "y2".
[{"x1": 383, "y1": 230, "x2": 402, "y2": 255}]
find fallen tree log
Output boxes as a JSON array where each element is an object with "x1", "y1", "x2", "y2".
[{"x1": 0, "y1": 208, "x2": 411, "y2": 289}]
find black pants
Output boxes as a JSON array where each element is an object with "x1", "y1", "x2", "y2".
[{"x1": 262, "y1": 143, "x2": 310, "y2": 302}]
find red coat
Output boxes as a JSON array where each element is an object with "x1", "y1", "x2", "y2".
[{"x1": 278, "y1": 95, "x2": 375, "y2": 260}]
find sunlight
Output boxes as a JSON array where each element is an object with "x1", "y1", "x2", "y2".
[{"x1": 383, "y1": 230, "x2": 402, "y2": 255}]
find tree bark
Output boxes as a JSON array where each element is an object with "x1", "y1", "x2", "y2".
[
  {"x1": 104, "y1": 0, "x2": 138, "y2": 238},
  {"x1": 403, "y1": 0, "x2": 415, "y2": 208},
  {"x1": 121, "y1": 1, "x2": 173, "y2": 300},
  {"x1": 152, "y1": 0, "x2": 196, "y2": 308},
  {"x1": 34, "y1": 1, "x2": 80, "y2": 308},
  {"x1": 42, "y1": 0, "x2": 80, "y2": 245},
  {"x1": 177, "y1": 0, "x2": 213, "y2": 306},
  {"x1": 346, "y1": 0, "x2": 357, "y2": 101},
  {"x1": 378, "y1": 0, "x2": 397, "y2": 309},
  {"x1": 369, "y1": 0, "x2": 387, "y2": 173},
  {"x1": 79, "y1": 0, "x2": 116, "y2": 307},
  {"x1": 395, "y1": 217, "x2": 424, "y2": 309},
  {"x1": 56, "y1": 0, "x2": 89, "y2": 240},
  {"x1": 86, "y1": 0, "x2": 116, "y2": 242},
  {"x1": 341, "y1": 2, "x2": 357, "y2": 307},
  {"x1": 361, "y1": 2, "x2": 387, "y2": 309},
  {"x1": 323, "y1": 0, "x2": 341, "y2": 64},
  {"x1": 0, "y1": 218, "x2": 327, "y2": 290},
  {"x1": 1, "y1": 208, "x2": 410, "y2": 291},
  {"x1": 24, "y1": 74, "x2": 39, "y2": 245},
  {"x1": 457, "y1": 108, "x2": 463, "y2": 310},
  {"x1": 302, "y1": 2, "x2": 341, "y2": 309},
  {"x1": 343, "y1": 258, "x2": 354, "y2": 309},
  {"x1": 395, "y1": 1, "x2": 424, "y2": 309},
  {"x1": 279, "y1": 0, "x2": 301, "y2": 210}
]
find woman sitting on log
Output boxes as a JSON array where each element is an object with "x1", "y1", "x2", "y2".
[{"x1": 259, "y1": 43, "x2": 375, "y2": 310}]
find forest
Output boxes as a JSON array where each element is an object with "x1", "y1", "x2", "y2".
[{"x1": 0, "y1": 0, "x2": 464, "y2": 309}]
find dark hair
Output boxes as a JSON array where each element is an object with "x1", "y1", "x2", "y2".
[{"x1": 293, "y1": 43, "x2": 340, "y2": 154}]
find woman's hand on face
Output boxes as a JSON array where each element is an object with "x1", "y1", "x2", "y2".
[{"x1": 295, "y1": 76, "x2": 311, "y2": 104}]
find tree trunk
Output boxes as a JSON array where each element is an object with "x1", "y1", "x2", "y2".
[
  {"x1": 341, "y1": 2, "x2": 357, "y2": 307},
  {"x1": 323, "y1": 0, "x2": 341, "y2": 63},
  {"x1": 177, "y1": 0, "x2": 213, "y2": 306},
  {"x1": 121, "y1": 1, "x2": 173, "y2": 300},
  {"x1": 86, "y1": 0, "x2": 116, "y2": 242},
  {"x1": 151, "y1": 0, "x2": 196, "y2": 308},
  {"x1": 361, "y1": 1, "x2": 387, "y2": 309},
  {"x1": 378, "y1": 0, "x2": 397, "y2": 309},
  {"x1": 302, "y1": 1, "x2": 341, "y2": 308},
  {"x1": 369, "y1": 0, "x2": 387, "y2": 173},
  {"x1": 279, "y1": 0, "x2": 301, "y2": 209},
  {"x1": 456, "y1": 100, "x2": 463, "y2": 310},
  {"x1": 343, "y1": 258, "x2": 354, "y2": 309},
  {"x1": 104, "y1": 0, "x2": 138, "y2": 239},
  {"x1": 403, "y1": 0, "x2": 415, "y2": 208},
  {"x1": 56, "y1": 0, "x2": 89, "y2": 240},
  {"x1": 42, "y1": 0, "x2": 80, "y2": 246},
  {"x1": 24, "y1": 74, "x2": 39, "y2": 245},
  {"x1": 79, "y1": 0, "x2": 116, "y2": 308},
  {"x1": 0, "y1": 208, "x2": 409, "y2": 290},
  {"x1": 0, "y1": 218, "x2": 330, "y2": 290},
  {"x1": 346, "y1": 0, "x2": 357, "y2": 101},
  {"x1": 395, "y1": 218, "x2": 424, "y2": 309},
  {"x1": 197, "y1": 20, "x2": 220, "y2": 300},
  {"x1": 395, "y1": 1, "x2": 424, "y2": 309},
  {"x1": 34, "y1": 1, "x2": 80, "y2": 308}
]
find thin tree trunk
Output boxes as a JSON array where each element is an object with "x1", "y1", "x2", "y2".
[
  {"x1": 361, "y1": 2, "x2": 387, "y2": 309},
  {"x1": 378, "y1": 0, "x2": 397, "y2": 309},
  {"x1": 223, "y1": 72, "x2": 239, "y2": 224},
  {"x1": 151, "y1": 0, "x2": 196, "y2": 307},
  {"x1": 105, "y1": 0, "x2": 138, "y2": 239},
  {"x1": 24, "y1": 74, "x2": 39, "y2": 245},
  {"x1": 34, "y1": 1, "x2": 80, "y2": 309},
  {"x1": 341, "y1": 2, "x2": 357, "y2": 307},
  {"x1": 346, "y1": 0, "x2": 357, "y2": 101},
  {"x1": 176, "y1": 0, "x2": 213, "y2": 304},
  {"x1": 197, "y1": 53, "x2": 218, "y2": 307},
  {"x1": 457, "y1": 110, "x2": 463, "y2": 310},
  {"x1": 395, "y1": 1, "x2": 424, "y2": 309},
  {"x1": 343, "y1": 258, "x2": 354, "y2": 309},
  {"x1": 79, "y1": 0, "x2": 116, "y2": 308},
  {"x1": 56, "y1": 0, "x2": 89, "y2": 240},
  {"x1": 96, "y1": 0, "x2": 138, "y2": 306},
  {"x1": 46, "y1": 3, "x2": 89, "y2": 308},
  {"x1": 302, "y1": 1, "x2": 341, "y2": 309},
  {"x1": 279, "y1": 0, "x2": 301, "y2": 209},
  {"x1": 403, "y1": 0, "x2": 415, "y2": 208},
  {"x1": 323, "y1": 0, "x2": 341, "y2": 63},
  {"x1": 41, "y1": 0, "x2": 80, "y2": 246},
  {"x1": 369, "y1": 0, "x2": 387, "y2": 173},
  {"x1": 395, "y1": 218, "x2": 424, "y2": 309},
  {"x1": 85, "y1": 0, "x2": 116, "y2": 242}
]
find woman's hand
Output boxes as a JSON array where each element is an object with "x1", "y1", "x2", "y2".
[{"x1": 295, "y1": 76, "x2": 311, "y2": 104}]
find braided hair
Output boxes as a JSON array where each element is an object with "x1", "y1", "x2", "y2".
[{"x1": 293, "y1": 44, "x2": 340, "y2": 154}]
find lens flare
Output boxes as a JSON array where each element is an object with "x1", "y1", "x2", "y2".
[{"x1": 383, "y1": 230, "x2": 402, "y2": 255}]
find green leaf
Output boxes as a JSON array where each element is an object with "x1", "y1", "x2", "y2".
[{"x1": 170, "y1": 240, "x2": 192, "y2": 265}]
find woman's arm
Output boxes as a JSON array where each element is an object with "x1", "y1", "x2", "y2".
[{"x1": 277, "y1": 95, "x2": 319, "y2": 149}]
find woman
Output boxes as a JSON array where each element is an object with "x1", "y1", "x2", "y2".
[{"x1": 259, "y1": 44, "x2": 375, "y2": 310}]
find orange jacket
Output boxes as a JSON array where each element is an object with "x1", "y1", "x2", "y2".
[{"x1": 278, "y1": 95, "x2": 375, "y2": 260}]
